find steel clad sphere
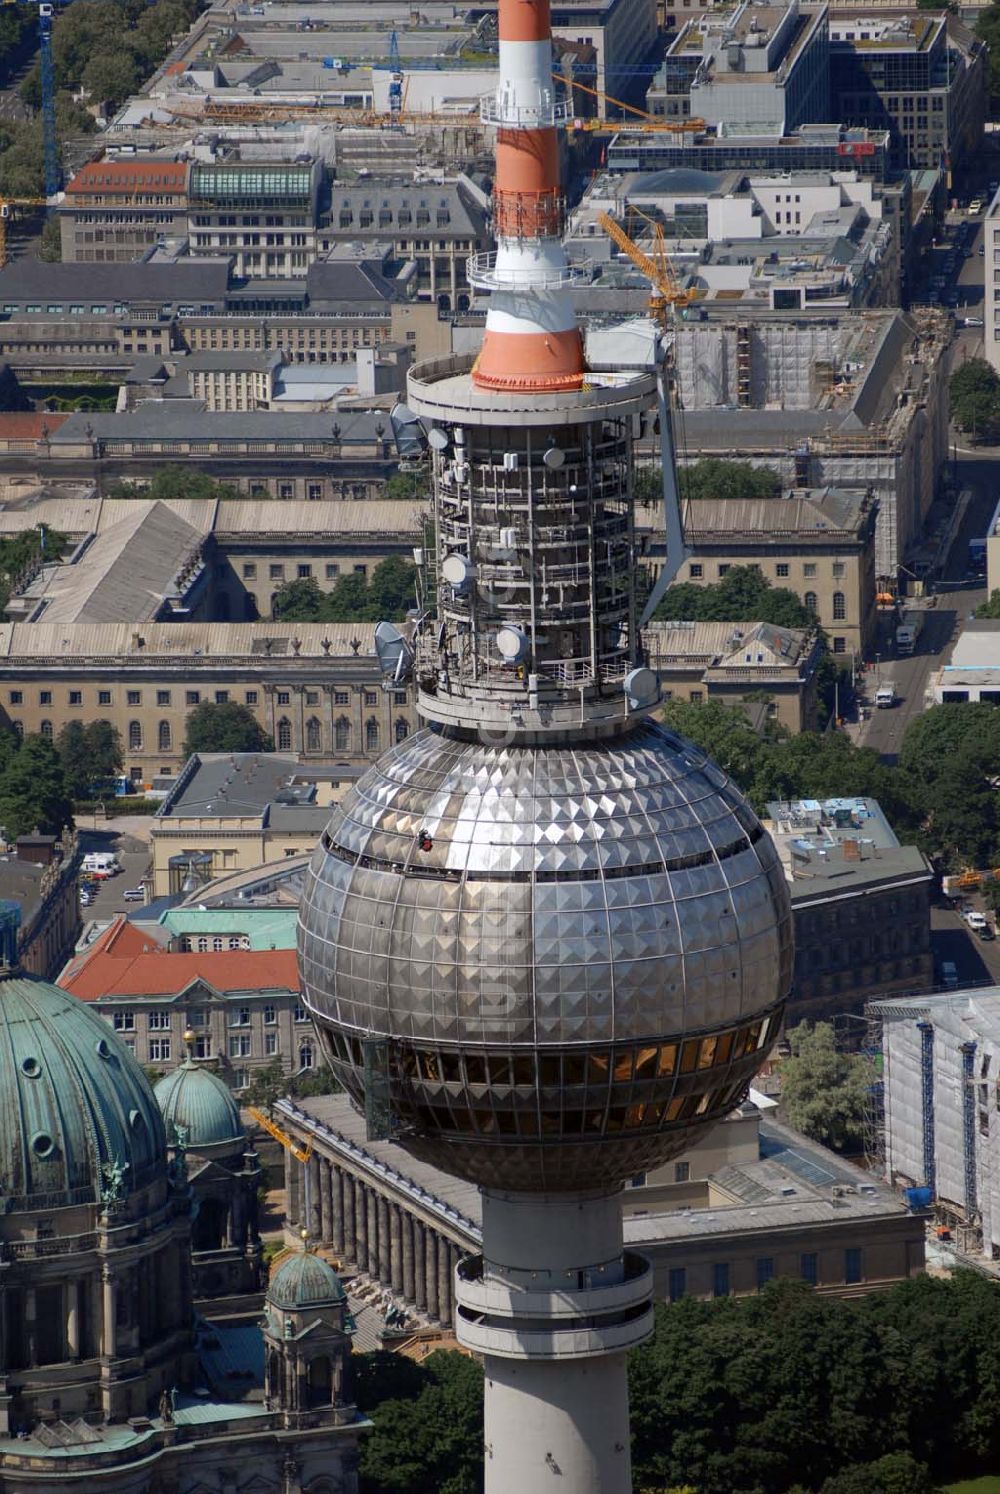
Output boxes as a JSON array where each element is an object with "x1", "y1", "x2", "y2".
[{"x1": 298, "y1": 721, "x2": 793, "y2": 1191}]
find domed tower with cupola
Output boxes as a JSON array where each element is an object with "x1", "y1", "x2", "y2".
[
  {"x1": 154, "y1": 1033, "x2": 262, "y2": 1301},
  {"x1": 0, "y1": 961, "x2": 194, "y2": 1433},
  {"x1": 263, "y1": 1236, "x2": 354, "y2": 1431}
]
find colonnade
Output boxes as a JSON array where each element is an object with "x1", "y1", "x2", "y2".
[{"x1": 286, "y1": 1150, "x2": 469, "y2": 1329}]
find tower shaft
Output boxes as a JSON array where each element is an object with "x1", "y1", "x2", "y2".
[
  {"x1": 456, "y1": 1191, "x2": 650, "y2": 1493},
  {"x1": 472, "y1": 0, "x2": 584, "y2": 392}
]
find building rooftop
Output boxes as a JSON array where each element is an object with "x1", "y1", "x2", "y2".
[
  {"x1": 20, "y1": 500, "x2": 205, "y2": 625},
  {"x1": 159, "y1": 752, "x2": 316, "y2": 819},
  {"x1": 0, "y1": 259, "x2": 232, "y2": 305},
  {"x1": 48, "y1": 405, "x2": 393, "y2": 446},
  {"x1": 940, "y1": 619, "x2": 1000, "y2": 671},
  {"x1": 157, "y1": 905, "x2": 298, "y2": 949},
  {"x1": 0, "y1": 620, "x2": 381, "y2": 662},
  {"x1": 59, "y1": 914, "x2": 300, "y2": 1001},
  {"x1": 764, "y1": 796, "x2": 932, "y2": 900},
  {"x1": 680, "y1": 488, "x2": 870, "y2": 539},
  {"x1": 65, "y1": 157, "x2": 189, "y2": 195},
  {"x1": 647, "y1": 619, "x2": 813, "y2": 672}
]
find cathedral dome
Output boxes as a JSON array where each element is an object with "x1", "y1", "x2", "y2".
[
  {"x1": 154, "y1": 1054, "x2": 244, "y2": 1150},
  {"x1": 0, "y1": 971, "x2": 167, "y2": 1210},
  {"x1": 268, "y1": 1248, "x2": 345, "y2": 1309}
]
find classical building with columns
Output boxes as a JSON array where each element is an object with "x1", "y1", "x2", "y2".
[
  {"x1": 281, "y1": 1099, "x2": 474, "y2": 1332},
  {"x1": 0, "y1": 962, "x2": 365, "y2": 1491},
  {"x1": 276, "y1": 1093, "x2": 927, "y2": 1317}
]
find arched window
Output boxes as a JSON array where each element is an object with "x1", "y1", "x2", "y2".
[
  {"x1": 276, "y1": 717, "x2": 292, "y2": 751},
  {"x1": 306, "y1": 716, "x2": 322, "y2": 752},
  {"x1": 299, "y1": 1042, "x2": 314, "y2": 1070},
  {"x1": 158, "y1": 720, "x2": 171, "y2": 752},
  {"x1": 128, "y1": 720, "x2": 142, "y2": 751},
  {"x1": 334, "y1": 717, "x2": 351, "y2": 752},
  {"x1": 395, "y1": 717, "x2": 409, "y2": 744},
  {"x1": 39, "y1": 720, "x2": 52, "y2": 739},
  {"x1": 803, "y1": 591, "x2": 818, "y2": 615},
  {"x1": 365, "y1": 718, "x2": 379, "y2": 753},
  {"x1": 832, "y1": 591, "x2": 846, "y2": 620}
]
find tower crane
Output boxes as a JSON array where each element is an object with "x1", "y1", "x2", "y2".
[
  {"x1": 1, "y1": 0, "x2": 61, "y2": 193},
  {"x1": 387, "y1": 29, "x2": 404, "y2": 121},
  {"x1": 597, "y1": 207, "x2": 691, "y2": 619},
  {"x1": 562, "y1": 74, "x2": 704, "y2": 133},
  {"x1": 247, "y1": 1104, "x2": 314, "y2": 1164}
]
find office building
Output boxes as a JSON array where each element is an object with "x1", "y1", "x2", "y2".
[
  {"x1": 927, "y1": 618, "x2": 1000, "y2": 705},
  {"x1": 647, "y1": 618, "x2": 823, "y2": 730}
]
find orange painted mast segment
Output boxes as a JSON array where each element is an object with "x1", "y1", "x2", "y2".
[{"x1": 470, "y1": 0, "x2": 585, "y2": 392}]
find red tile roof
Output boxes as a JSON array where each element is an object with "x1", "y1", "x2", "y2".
[
  {"x1": 66, "y1": 159, "x2": 188, "y2": 196},
  {"x1": 60, "y1": 915, "x2": 300, "y2": 1001},
  {"x1": 0, "y1": 413, "x2": 69, "y2": 440}
]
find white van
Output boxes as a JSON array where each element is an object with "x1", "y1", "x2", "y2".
[{"x1": 82, "y1": 852, "x2": 120, "y2": 878}]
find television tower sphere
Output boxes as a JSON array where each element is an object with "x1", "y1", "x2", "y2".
[{"x1": 298, "y1": 722, "x2": 792, "y2": 1192}]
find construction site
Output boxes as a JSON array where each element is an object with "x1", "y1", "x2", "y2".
[
  {"x1": 874, "y1": 989, "x2": 1000, "y2": 1269},
  {"x1": 667, "y1": 307, "x2": 953, "y2": 580}
]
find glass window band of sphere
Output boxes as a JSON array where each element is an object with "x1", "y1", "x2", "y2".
[{"x1": 317, "y1": 1006, "x2": 782, "y2": 1141}]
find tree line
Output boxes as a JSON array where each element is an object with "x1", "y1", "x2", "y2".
[
  {"x1": 355, "y1": 1271, "x2": 1000, "y2": 1494},
  {"x1": 663, "y1": 695, "x2": 1000, "y2": 873},
  {"x1": 271, "y1": 558, "x2": 418, "y2": 624}
]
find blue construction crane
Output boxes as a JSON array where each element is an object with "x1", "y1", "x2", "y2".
[
  {"x1": 1, "y1": 0, "x2": 63, "y2": 195},
  {"x1": 387, "y1": 29, "x2": 403, "y2": 119},
  {"x1": 37, "y1": 2, "x2": 60, "y2": 197}
]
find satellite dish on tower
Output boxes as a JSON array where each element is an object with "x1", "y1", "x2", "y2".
[
  {"x1": 374, "y1": 620, "x2": 414, "y2": 684},
  {"x1": 542, "y1": 446, "x2": 565, "y2": 469},
  {"x1": 428, "y1": 426, "x2": 450, "y2": 451},
  {"x1": 496, "y1": 625, "x2": 529, "y2": 663},
  {"x1": 442, "y1": 553, "x2": 475, "y2": 594}
]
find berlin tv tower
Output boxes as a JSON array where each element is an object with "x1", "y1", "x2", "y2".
[{"x1": 298, "y1": 1, "x2": 793, "y2": 1486}]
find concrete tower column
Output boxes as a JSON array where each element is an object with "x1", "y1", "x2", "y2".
[
  {"x1": 377, "y1": 1195, "x2": 391, "y2": 1284},
  {"x1": 402, "y1": 1212, "x2": 416, "y2": 1302},
  {"x1": 390, "y1": 1205, "x2": 404, "y2": 1294},
  {"x1": 424, "y1": 1230, "x2": 439, "y2": 1320},
  {"x1": 101, "y1": 1269, "x2": 117, "y2": 1359},
  {"x1": 343, "y1": 1173, "x2": 357, "y2": 1263},
  {"x1": 354, "y1": 1179, "x2": 368, "y2": 1266},
  {"x1": 413, "y1": 1221, "x2": 427, "y2": 1311},
  {"x1": 66, "y1": 1281, "x2": 80, "y2": 1360},
  {"x1": 437, "y1": 1238, "x2": 452, "y2": 1327},
  {"x1": 307, "y1": 1156, "x2": 322, "y2": 1242},
  {"x1": 332, "y1": 1168, "x2": 346, "y2": 1256},
  {"x1": 320, "y1": 1161, "x2": 334, "y2": 1245},
  {"x1": 366, "y1": 1189, "x2": 379, "y2": 1279},
  {"x1": 455, "y1": 1190, "x2": 653, "y2": 1494}
]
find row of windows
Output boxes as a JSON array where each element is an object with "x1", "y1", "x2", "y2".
[
  {"x1": 668, "y1": 1248, "x2": 864, "y2": 1302},
  {"x1": 242, "y1": 561, "x2": 370, "y2": 581},
  {"x1": 141, "y1": 1036, "x2": 315, "y2": 1068},
  {"x1": 689, "y1": 561, "x2": 848, "y2": 581},
  {"x1": 113, "y1": 1003, "x2": 312, "y2": 1032},
  {"x1": 12, "y1": 687, "x2": 260, "y2": 708}
]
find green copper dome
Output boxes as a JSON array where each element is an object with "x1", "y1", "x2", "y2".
[
  {"x1": 268, "y1": 1248, "x2": 345, "y2": 1309},
  {"x1": 154, "y1": 1056, "x2": 244, "y2": 1150},
  {"x1": 0, "y1": 973, "x2": 167, "y2": 1210}
]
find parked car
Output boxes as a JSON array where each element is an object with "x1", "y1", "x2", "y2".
[
  {"x1": 965, "y1": 910, "x2": 989, "y2": 932},
  {"x1": 978, "y1": 923, "x2": 996, "y2": 941},
  {"x1": 122, "y1": 887, "x2": 145, "y2": 903}
]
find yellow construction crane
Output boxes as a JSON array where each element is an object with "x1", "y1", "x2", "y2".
[
  {"x1": 597, "y1": 208, "x2": 696, "y2": 325},
  {"x1": 561, "y1": 75, "x2": 704, "y2": 134},
  {"x1": 247, "y1": 1105, "x2": 314, "y2": 1164},
  {"x1": 0, "y1": 198, "x2": 48, "y2": 270}
]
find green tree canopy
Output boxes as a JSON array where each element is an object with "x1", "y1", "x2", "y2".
[
  {"x1": 271, "y1": 557, "x2": 417, "y2": 623},
  {"x1": 0, "y1": 734, "x2": 73, "y2": 839},
  {"x1": 654, "y1": 564, "x2": 815, "y2": 629},
  {"x1": 183, "y1": 701, "x2": 272, "y2": 756},
  {"x1": 949, "y1": 358, "x2": 1000, "y2": 442},
  {"x1": 634, "y1": 459, "x2": 782, "y2": 509},
  {"x1": 977, "y1": 589, "x2": 1000, "y2": 619},
  {"x1": 778, "y1": 1021, "x2": 872, "y2": 1152},
  {"x1": 107, "y1": 468, "x2": 240, "y2": 501},
  {"x1": 977, "y1": 3, "x2": 1000, "y2": 106},
  {"x1": 358, "y1": 1349, "x2": 483, "y2": 1494},
  {"x1": 56, "y1": 720, "x2": 123, "y2": 797}
]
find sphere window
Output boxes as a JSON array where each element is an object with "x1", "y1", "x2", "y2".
[
  {"x1": 464, "y1": 1055, "x2": 487, "y2": 1085},
  {"x1": 31, "y1": 1132, "x2": 55, "y2": 1158},
  {"x1": 20, "y1": 1056, "x2": 41, "y2": 1078},
  {"x1": 657, "y1": 1045, "x2": 677, "y2": 1076}
]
